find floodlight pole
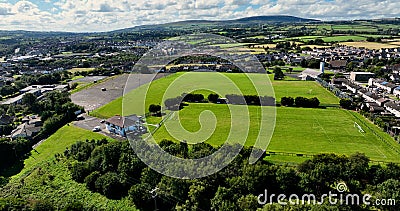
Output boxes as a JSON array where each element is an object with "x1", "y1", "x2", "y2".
[{"x1": 150, "y1": 187, "x2": 159, "y2": 211}]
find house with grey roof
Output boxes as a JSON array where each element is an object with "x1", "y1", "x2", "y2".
[
  {"x1": 385, "y1": 102, "x2": 400, "y2": 118},
  {"x1": 105, "y1": 115, "x2": 144, "y2": 137},
  {"x1": 299, "y1": 69, "x2": 322, "y2": 81},
  {"x1": 10, "y1": 116, "x2": 42, "y2": 140}
]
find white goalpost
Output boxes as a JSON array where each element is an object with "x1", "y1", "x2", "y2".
[{"x1": 354, "y1": 122, "x2": 365, "y2": 133}]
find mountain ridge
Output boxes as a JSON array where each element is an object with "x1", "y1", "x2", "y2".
[{"x1": 114, "y1": 15, "x2": 320, "y2": 32}]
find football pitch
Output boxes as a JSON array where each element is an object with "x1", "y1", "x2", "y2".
[
  {"x1": 151, "y1": 104, "x2": 400, "y2": 163},
  {"x1": 91, "y1": 72, "x2": 400, "y2": 163}
]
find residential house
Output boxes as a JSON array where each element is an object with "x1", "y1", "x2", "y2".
[
  {"x1": 381, "y1": 82, "x2": 398, "y2": 94},
  {"x1": 342, "y1": 79, "x2": 361, "y2": 94},
  {"x1": 300, "y1": 69, "x2": 322, "y2": 81},
  {"x1": 385, "y1": 102, "x2": 400, "y2": 118},
  {"x1": 370, "y1": 80, "x2": 399, "y2": 94},
  {"x1": 368, "y1": 78, "x2": 386, "y2": 87},
  {"x1": 11, "y1": 115, "x2": 42, "y2": 140},
  {"x1": 358, "y1": 88, "x2": 381, "y2": 104},
  {"x1": 105, "y1": 115, "x2": 144, "y2": 137},
  {"x1": 1, "y1": 94, "x2": 24, "y2": 105},
  {"x1": 363, "y1": 102, "x2": 385, "y2": 114},
  {"x1": 376, "y1": 98, "x2": 391, "y2": 107},
  {"x1": 329, "y1": 60, "x2": 348, "y2": 70}
]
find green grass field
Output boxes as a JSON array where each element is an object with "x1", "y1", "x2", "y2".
[
  {"x1": 91, "y1": 72, "x2": 400, "y2": 163},
  {"x1": 91, "y1": 72, "x2": 339, "y2": 118},
  {"x1": 151, "y1": 104, "x2": 400, "y2": 163},
  {"x1": 13, "y1": 125, "x2": 114, "y2": 179},
  {"x1": 322, "y1": 35, "x2": 367, "y2": 42},
  {"x1": 332, "y1": 25, "x2": 379, "y2": 33}
]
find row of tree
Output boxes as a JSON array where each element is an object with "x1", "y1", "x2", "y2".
[
  {"x1": 225, "y1": 94, "x2": 276, "y2": 106},
  {"x1": 281, "y1": 96, "x2": 320, "y2": 108},
  {"x1": 164, "y1": 93, "x2": 208, "y2": 111},
  {"x1": 163, "y1": 93, "x2": 276, "y2": 110}
]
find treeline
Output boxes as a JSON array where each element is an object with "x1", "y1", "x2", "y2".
[
  {"x1": 74, "y1": 67, "x2": 123, "y2": 77},
  {"x1": 63, "y1": 139, "x2": 400, "y2": 210},
  {"x1": 164, "y1": 93, "x2": 276, "y2": 111},
  {"x1": 281, "y1": 96, "x2": 320, "y2": 108},
  {"x1": 225, "y1": 94, "x2": 275, "y2": 106}
]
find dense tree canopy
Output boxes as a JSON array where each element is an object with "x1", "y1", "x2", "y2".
[{"x1": 61, "y1": 139, "x2": 400, "y2": 210}]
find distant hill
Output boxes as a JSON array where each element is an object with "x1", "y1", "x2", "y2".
[
  {"x1": 234, "y1": 15, "x2": 319, "y2": 23},
  {"x1": 169, "y1": 15, "x2": 318, "y2": 24},
  {"x1": 115, "y1": 15, "x2": 320, "y2": 32}
]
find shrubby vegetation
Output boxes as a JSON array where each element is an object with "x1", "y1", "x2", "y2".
[
  {"x1": 62, "y1": 139, "x2": 400, "y2": 210},
  {"x1": 0, "y1": 138, "x2": 31, "y2": 171},
  {"x1": 281, "y1": 96, "x2": 320, "y2": 108},
  {"x1": 31, "y1": 91, "x2": 83, "y2": 139},
  {"x1": 207, "y1": 93, "x2": 219, "y2": 103},
  {"x1": 273, "y1": 67, "x2": 285, "y2": 80},
  {"x1": 300, "y1": 58, "x2": 321, "y2": 69},
  {"x1": 164, "y1": 93, "x2": 276, "y2": 110},
  {"x1": 148, "y1": 104, "x2": 162, "y2": 116},
  {"x1": 280, "y1": 96, "x2": 295, "y2": 107},
  {"x1": 295, "y1": 96, "x2": 320, "y2": 108},
  {"x1": 225, "y1": 94, "x2": 275, "y2": 106},
  {"x1": 182, "y1": 93, "x2": 205, "y2": 103},
  {"x1": 340, "y1": 98, "x2": 354, "y2": 110}
]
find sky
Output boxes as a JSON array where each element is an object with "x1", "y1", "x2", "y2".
[{"x1": 0, "y1": 0, "x2": 399, "y2": 32}]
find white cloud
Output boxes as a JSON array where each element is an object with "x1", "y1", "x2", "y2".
[{"x1": 0, "y1": 0, "x2": 398, "y2": 32}]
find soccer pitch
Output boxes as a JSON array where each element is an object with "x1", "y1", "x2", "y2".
[
  {"x1": 151, "y1": 104, "x2": 400, "y2": 163},
  {"x1": 91, "y1": 72, "x2": 400, "y2": 163},
  {"x1": 91, "y1": 72, "x2": 339, "y2": 118}
]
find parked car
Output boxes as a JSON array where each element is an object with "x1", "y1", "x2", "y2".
[
  {"x1": 100, "y1": 119, "x2": 105, "y2": 124},
  {"x1": 101, "y1": 88, "x2": 106, "y2": 91},
  {"x1": 76, "y1": 115, "x2": 85, "y2": 121},
  {"x1": 92, "y1": 126, "x2": 101, "y2": 132}
]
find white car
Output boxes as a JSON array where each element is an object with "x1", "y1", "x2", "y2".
[{"x1": 92, "y1": 126, "x2": 101, "y2": 132}]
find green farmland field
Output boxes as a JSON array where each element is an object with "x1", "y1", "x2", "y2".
[{"x1": 91, "y1": 72, "x2": 400, "y2": 163}]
